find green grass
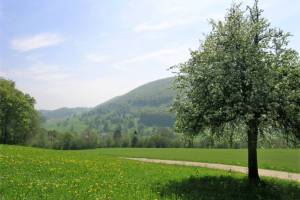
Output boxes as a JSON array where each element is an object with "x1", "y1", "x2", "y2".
[
  {"x1": 97, "y1": 148, "x2": 300, "y2": 173},
  {"x1": 0, "y1": 145, "x2": 299, "y2": 200}
]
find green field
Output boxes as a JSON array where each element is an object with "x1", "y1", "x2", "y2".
[
  {"x1": 0, "y1": 145, "x2": 300, "y2": 199},
  {"x1": 98, "y1": 148, "x2": 300, "y2": 173}
]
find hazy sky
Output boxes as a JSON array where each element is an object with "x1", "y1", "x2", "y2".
[{"x1": 0, "y1": 0, "x2": 299, "y2": 110}]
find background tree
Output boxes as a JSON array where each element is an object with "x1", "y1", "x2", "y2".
[
  {"x1": 173, "y1": 1, "x2": 299, "y2": 182},
  {"x1": 131, "y1": 131, "x2": 139, "y2": 147},
  {"x1": 0, "y1": 78, "x2": 40, "y2": 144},
  {"x1": 113, "y1": 126, "x2": 122, "y2": 147}
]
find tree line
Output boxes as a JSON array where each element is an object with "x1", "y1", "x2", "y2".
[{"x1": 29, "y1": 126, "x2": 297, "y2": 150}]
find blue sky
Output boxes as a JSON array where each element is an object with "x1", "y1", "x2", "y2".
[{"x1": 0, "y1": 0, "x2": 299, "y2": 109}]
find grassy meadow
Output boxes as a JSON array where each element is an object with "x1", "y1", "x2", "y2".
[
  {"x1": 0, "y1": 145, "x2": 300, "y2": 200},
  {"x1": 98, "y1": 148, "x2": 300, "y2": 173}
]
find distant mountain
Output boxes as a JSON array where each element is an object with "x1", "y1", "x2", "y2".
[
  {"x1": 41, "y1": 77, "x2": 176, "y2": 134},
  {"x1": 40, "y1": 107, "x2": 91, "y2": 121}
]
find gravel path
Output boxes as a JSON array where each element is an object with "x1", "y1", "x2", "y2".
[{"x1": 125, "y1": 157, "x2": 300, "y2": 182}]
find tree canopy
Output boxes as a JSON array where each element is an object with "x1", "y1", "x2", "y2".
[
  {"x1": 0, "y1": 77, "x2": 40, "y2": 144},
  {"x1": 173, "y1": 1, "x2": 299, "y2": 181}
]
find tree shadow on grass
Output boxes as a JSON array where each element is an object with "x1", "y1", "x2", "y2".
[{"x1": 156, "y1": 176, "x2": 300, "y2": 200}]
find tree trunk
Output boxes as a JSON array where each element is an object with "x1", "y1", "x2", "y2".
[
  {"x1": 188, "y1": 136, "x2": 194, "y2": 148},
  {"x1": 247, "y1": 116, "x2": 260, "y2": 182},
  {"x1": 229, "y1": 131, "x2": 234, "y2": 148},
  {"x1": 1, "y1": 115, "x2": 8, "y2": 144},
  {"x1": 2, "y1": 124, "x2": 8, "y2": 144}
]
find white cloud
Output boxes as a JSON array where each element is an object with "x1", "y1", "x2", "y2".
[
  {"x1": 85, "y1": 53, "x2": 110, "y2": 63},
  {"x1": 11, "y1": 33, "x2": 63, "y2": 52},
  {"x1": 134, "y1": 19, "x2": 190, "y2": 33}
]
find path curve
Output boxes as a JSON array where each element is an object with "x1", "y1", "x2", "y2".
[{"x1": 125, "y1": 157, "x2": 300, "y2": 182}]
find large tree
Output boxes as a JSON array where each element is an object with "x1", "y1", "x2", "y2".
[
  {"x1": 0, "y1": 77, "x2": 40, "y2": 144},
  {"x1": 173, "y1": 1, "x2": 299, "y2": 182}
]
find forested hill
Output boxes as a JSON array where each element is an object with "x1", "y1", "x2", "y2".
[
  {"x1": 42, "y1": 77, "x2": 176, "y2": 134},
  {"x1": 40, "y1": 107, "x2": 91, "y2": 121}
]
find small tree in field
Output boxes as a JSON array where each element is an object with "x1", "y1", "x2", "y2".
[{"x1": 173, "y1": 1, "x2": 299, "y2": 182}]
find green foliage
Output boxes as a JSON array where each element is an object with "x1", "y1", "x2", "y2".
[
  {"x1": 173, "y1": 1, "x2": 299, "y2": 137},
  {"x1": 172, "y1": 1, "x2": 299, "y2": 180},
  {"x1": 140, "y1": 111, "x2": 175, "y2": 127},
  {"x1": 30, "y1": 129, "x2": 100, "y2": 150},
  {"x1": 113, "y1": 127, "x2": 122, "y2": 147},
  {"x1": 30, "y1": 126, "x2": 297, "y2": 150},
  {"x1": 0, "y1": 78, "x2": 40, "y2": 144},
  {"x1": 131, "y1": 131, "x2": 139, "y2": 147},
  {"x1": 1, "y1": 145, "x2": 299, "y2": 199},
  {"x1": 40, "y1": 107, "x2": 90, "y2": 121}
]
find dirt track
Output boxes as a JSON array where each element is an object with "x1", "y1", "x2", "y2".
[{"x1": 125, "y1": 157, "x2": 300, "y2": 182}]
